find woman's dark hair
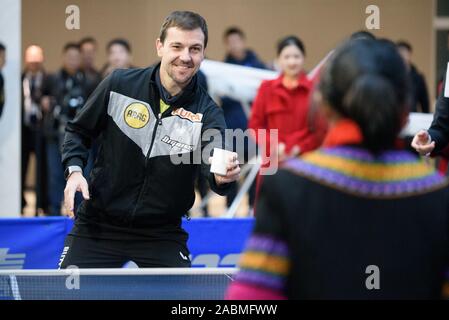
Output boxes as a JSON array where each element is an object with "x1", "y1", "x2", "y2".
[
  {"x1": 319, "y1": 39, "x2": 410, "y2": 153},
  {"x1": 350, "y1": 30, "x2": 376, "y2": 41},
  {"x1": 107, "y1": 38, "x2": 131, "y2": 53},
  {"x1": 277, "y1": 35, "x2": 305, "y2": 56}
]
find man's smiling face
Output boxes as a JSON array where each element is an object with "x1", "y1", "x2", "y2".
[{"x1": 156, "y1": 27, "x2": 205, "y2": 88}]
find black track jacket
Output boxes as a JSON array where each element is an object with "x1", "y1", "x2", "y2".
[{"x1": 62, "y1": 64, "x2": 233, "y2": 234}]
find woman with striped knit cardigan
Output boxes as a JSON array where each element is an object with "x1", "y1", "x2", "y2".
[{"x1": 227, "y1": 39, "x2": 449, "y2": 300}]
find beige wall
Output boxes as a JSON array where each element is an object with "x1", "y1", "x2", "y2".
[{"x1": 23, "y1": 0, "x2": 435, "y2": 97}]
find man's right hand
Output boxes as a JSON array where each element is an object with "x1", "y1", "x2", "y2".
[
  {"x1": 64, "y1": 172, "x2": 90, "y2": 218},
  {"x1": 411, "y1": 130, "x2": 435, "y2": 156}
]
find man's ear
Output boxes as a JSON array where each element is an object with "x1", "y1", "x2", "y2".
[{"x1": 156, "y1": 38, "x2": 163, "y2": 58}]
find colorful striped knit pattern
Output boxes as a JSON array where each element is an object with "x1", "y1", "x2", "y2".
[
  {"x1": 233, "y1": 234, "x2": 290, "y2": 296},
  {"x1": 283, "y1": 146, "x2": 448, "y2": 198}
]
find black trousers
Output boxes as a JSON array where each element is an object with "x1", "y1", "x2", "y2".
[
  {"x1": 21, "y1": 125, "x2": 48, "y2": 213},
  {"x1": 58, "y1": 235, "x2": 191, "y2": 269}
]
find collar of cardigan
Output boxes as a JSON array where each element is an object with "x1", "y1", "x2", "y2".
[{"x1": 323, "y1": 118, "x2": 363, "y2": 148}]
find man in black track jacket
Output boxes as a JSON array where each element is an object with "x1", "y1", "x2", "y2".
[{"x1": 59, "y1": 11, "x2": 240, "y2": 268}]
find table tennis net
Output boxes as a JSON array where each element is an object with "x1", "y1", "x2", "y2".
[{"x1": 0, "y1": 268, "x2": 237, "y2": 300}]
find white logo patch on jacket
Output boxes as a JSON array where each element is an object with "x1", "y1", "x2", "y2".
[{"x1": 108, "y1": 91, "x2": 202, "y2": 157}]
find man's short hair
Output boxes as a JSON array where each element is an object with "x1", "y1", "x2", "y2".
[
  {"x1": 106, "y1": 38, "x2": 132, "y2": 53},
  {"x1": 159, "y1": 11, "x2": 208, "y2": 48},
  {"x1": 0, "y1": 42, "x2": 6, "y2": 52},
  {"x1": 63, "y1": 42, "x2": 80, "y2": 53},
  {"x1": 396, "y1": 40, "x2": 412, "y2": 53},
  {"x1": 79, "y1": 37, "x2": 97, "y2": 48},
  {"x1": 223, "y1": 27, "x2": 245, "y2": 40}
]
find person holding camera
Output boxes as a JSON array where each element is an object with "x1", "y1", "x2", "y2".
[{"x1": 41, "y1": 43, "x2": 90, "y2": 216}]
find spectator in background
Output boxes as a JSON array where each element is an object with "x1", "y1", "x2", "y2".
[
  {"x1": 0, "y1": 43, "x2": 5, "y2": 118},
  {"x1": 223, "y1": 27, "x2": 266, "y2": 69},
  {"x1": 221, "y1": 27, "x2": 265, "y2": 212},
  {"x1": 101, "y1": 38, "x2": 133, "y2": 78},
  {"x1": 222, "y1": 27, "x2": 265, "y2": 131},
  {"x1": 228, "y1": 39, "x2": 449, "y2": 300},
  {"x1": 249, "y1": 35, "x2": 327, "y2": 198},
  {"x1": 41, "y1": 43, "x2": 89, "y2": 216},
  {"x1": 22, "y1": 45, "x2": 48, "y2": 214},
  {"x1": 397, "y1": 40, "x2": 430, "y2": 113},
  {"x1": 79, "y1": 37, "x2": 101, "y2": 96}
]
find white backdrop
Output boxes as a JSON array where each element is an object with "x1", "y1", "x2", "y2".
[
  {"x1": 200, "y1": 57, "x2": 433, "y2": 136},
  {"x1": 0, "y1": 0, "x2": 21, "y2": 216}
]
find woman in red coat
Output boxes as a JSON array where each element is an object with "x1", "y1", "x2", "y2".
[{"x1": 248, "y1": 36, "x2": 327, "y2": 195}]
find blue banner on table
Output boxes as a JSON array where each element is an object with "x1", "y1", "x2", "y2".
[{"x1": 0, "y1": 217, "x2": 253, "y2": 269}]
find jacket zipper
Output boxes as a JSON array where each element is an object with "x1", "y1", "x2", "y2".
[{"x1": 130, "y1": 112, "x2": 162, "y2": 226}]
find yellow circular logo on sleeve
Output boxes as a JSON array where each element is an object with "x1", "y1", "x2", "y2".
[{"x1": 124, "y1": 103, "x2": 150, "y2": 129}]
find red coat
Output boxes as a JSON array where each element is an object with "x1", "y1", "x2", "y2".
[{"x1": 248, "y1": 72, "x2": 327, "y2": 161}]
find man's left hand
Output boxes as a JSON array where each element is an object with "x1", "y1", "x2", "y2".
[{"x1": 209, "y1": 152, "x2": 241, "y2": 185}]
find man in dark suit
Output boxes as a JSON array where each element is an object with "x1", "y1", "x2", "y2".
[{"x1": 411, "y1": 73, "x2": 449, "y2": 155}]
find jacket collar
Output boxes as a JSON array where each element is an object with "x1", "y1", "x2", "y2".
[{"x1": 149, "y1": 62, "x2": 198, "y2": 108}]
